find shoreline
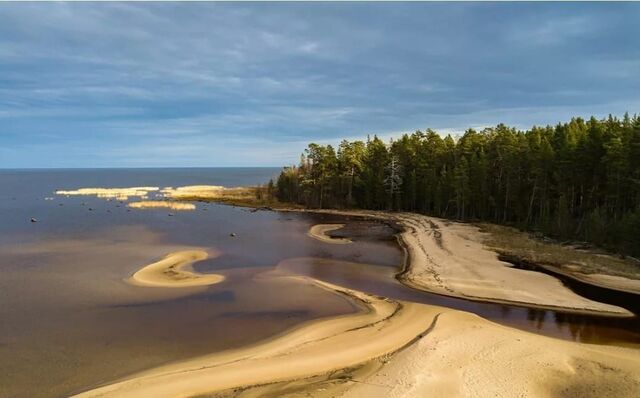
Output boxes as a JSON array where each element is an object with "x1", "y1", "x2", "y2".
[
  {"x1": 274, "y1": 207, "x2": 633, "y2": 317},
  {"x1": 72, "y1": 203, "x2": 640, "y2": 398},
  {"x1": 188, "y1": 194, "x2": 639, "y2": 305}
]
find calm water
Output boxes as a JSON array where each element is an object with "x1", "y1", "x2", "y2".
[{"x1": 0, "y1": 168, "x2": 638, "y2": 398}]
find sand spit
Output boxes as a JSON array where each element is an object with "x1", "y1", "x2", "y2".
[
  {"x1": 55, "y1": 187, "x2": 159, "y2": 201},
  {"x1": 128, "y1": 250, "x2": 224, "y2": 288},
  {"x1": 127, "y1": 201, "x2": 196, "y2": 211},
  {"x1": 308, "y1": 224, "x2": 352, "y2": 244},
  {"x1": 73, "y1": 278, "x2": 436, "y2": 398}
]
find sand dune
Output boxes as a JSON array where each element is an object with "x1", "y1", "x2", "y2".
[
  {"x1": 128, "y1": 250, "x2": 224, "y2": 288},
  {"x1": 307, "y1": 224, "x2": 352, "y2": 244}
]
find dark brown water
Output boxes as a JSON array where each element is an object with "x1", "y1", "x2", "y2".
[{"x1": 0, "y1": 169, "x2": 638, "y2": 398}]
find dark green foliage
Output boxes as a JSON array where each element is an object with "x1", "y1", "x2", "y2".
[{"x1": 275, "y1": 114, "x2": 640, "y2": 256}]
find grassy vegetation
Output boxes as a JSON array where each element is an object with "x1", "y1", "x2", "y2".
[
  {"x1": 479, "y1": 223, "x2": 640, "y2": 279},
  {"x1": 174, "y1": 186, "x2": 302, "y2": 210}
]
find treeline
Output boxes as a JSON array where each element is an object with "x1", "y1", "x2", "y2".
[{"x1": 274, "y1": 114, "x2": 640, "y2": 256}]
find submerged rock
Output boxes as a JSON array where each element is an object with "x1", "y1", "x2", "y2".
[{"x1": 30, "y1": 218, "x2": 37, "y2": 223}]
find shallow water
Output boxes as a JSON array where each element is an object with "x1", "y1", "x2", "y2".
[{"x1": 0, "y1": 169, "x2": 638, "y2": 398}]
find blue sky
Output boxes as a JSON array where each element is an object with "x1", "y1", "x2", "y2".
[{"x1": 1, "y1": 2, "x2": 639, "y2": 168}]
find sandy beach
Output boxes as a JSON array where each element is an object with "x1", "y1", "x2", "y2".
[
  {"x1": 128, "y1": 250, "x2": 225, "y2": 288},
  {"x1": 392, "y1": 213, "x2": 632, "y2": 316},
  {"x1": 334, "y1": 309, "x2": 640, "y2": 398}
]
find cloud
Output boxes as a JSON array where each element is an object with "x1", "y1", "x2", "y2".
[{"x1": 0, "y1": 2, "x2": 638, "y2": 167}]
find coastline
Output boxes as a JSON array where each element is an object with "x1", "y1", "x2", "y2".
[{"x1": 67, "y1": 193, "x2": 640, "y2": 397}]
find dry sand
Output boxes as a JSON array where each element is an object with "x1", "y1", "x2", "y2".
[
  {"x1": 393, "y1": 213, "x2": 631, "y2": 316},
  {"x1": 333, "y1": 310, "x2": 640, "y2": 398},
  {"x1": 128, "y1": 250, "x2": 225, "y2": 288},
  {"x1": 127, "y1": 201, "x2": 196, "y2": 211},
  {"x1": 307, "y1": 224, "x2": 352, "y2": 244}
]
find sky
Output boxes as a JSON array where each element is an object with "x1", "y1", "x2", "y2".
[{"x1": 1, "y1": 2, "x2": 639, "y2": 168}]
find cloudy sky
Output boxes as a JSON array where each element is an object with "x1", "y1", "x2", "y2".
[{"x1": 1, "y1": 2, "x2": 639, "y2": 168}]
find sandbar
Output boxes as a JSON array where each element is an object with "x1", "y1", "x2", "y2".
[
  {"x1": 127, "y1": 201, "x2": 196, "y2": 211},
  {"x1": 128, "y1": 250, "x2": 224, "y2": 288},
  {"x1": 55, "y1": 187, "x2": 159, "y2": 201}
]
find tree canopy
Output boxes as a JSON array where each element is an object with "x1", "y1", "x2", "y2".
[{"x1": 274, "y1": 114, "x2": 640, "y2": 257}]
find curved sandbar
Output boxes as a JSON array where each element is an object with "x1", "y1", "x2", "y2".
[
  {"x1": 128, "y1": 250, "x2": 224, "y2": 288},
  {"x1": 73, "y1": 278, "x2": 436, "y2": 398},
  {"x1": 308, "y1": 224, "x2": 352, "y2": 244},
  {"x1": 127, "y1": 201, "x2": 196, "y2": 211}
]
